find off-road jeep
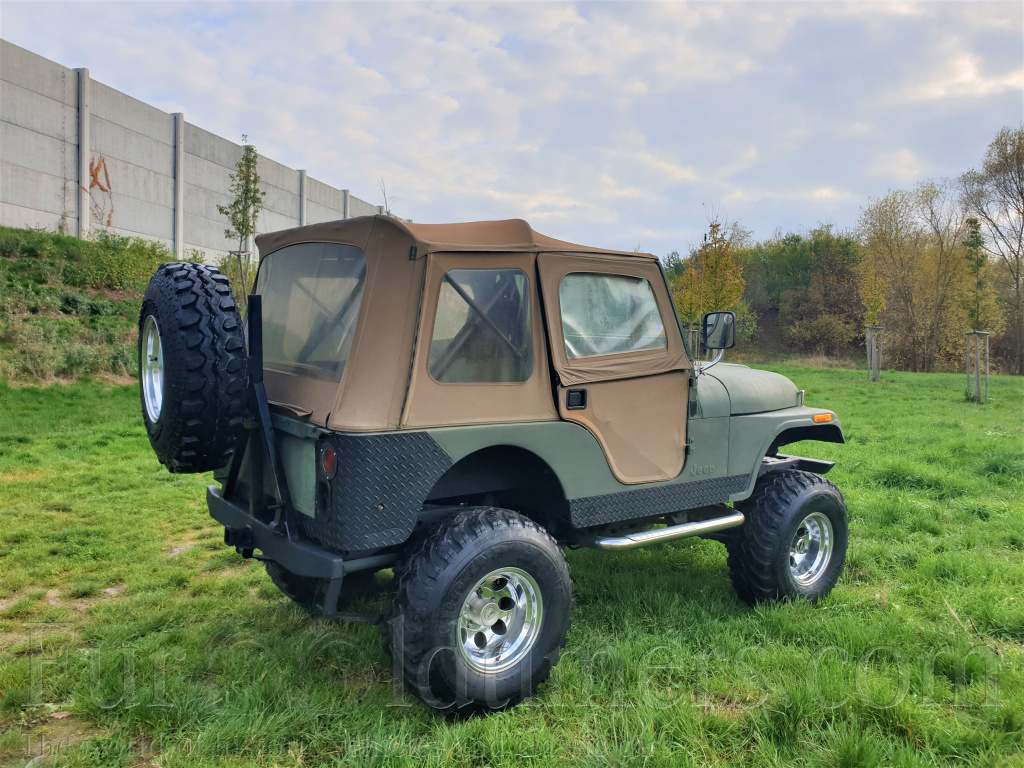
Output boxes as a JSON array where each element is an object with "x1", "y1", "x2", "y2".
[{"x1": 139, "y1": 216, "x2": 847, "y2": 714}]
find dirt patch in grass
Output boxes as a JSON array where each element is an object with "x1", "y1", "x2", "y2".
[{"x1": 3, "y1": 715, "x2": 107, "y2": 767}]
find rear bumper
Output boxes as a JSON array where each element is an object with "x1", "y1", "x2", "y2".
[{"x1": 206, "y1": 485, "x2": 347, "y2": 580}]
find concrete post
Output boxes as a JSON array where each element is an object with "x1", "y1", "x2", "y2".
[
  {"x1": 342, "y1": 189, "x2": 350, "y2": 219},
  {"x1": 298, "y1": 169, "x2": 307, "y2": 226},
  {"x1": 173, "y1": 113, "x2": 185, "y2": 259},
  {"x1": 76, "y1": 68, "x2": 90, "y2": 238}
]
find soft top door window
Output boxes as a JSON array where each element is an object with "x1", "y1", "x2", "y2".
[
  {"x1": 256, "y1": 242, "x2": 367, "y2": 381},
  {"x1": 429, "y1": 268, "x2": 533, "y2": 383},
  {"x1": 559, "y1": 273, "x2": 667, "y2": 358}
]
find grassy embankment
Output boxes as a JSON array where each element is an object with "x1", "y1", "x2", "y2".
[
  {"x1": 0, "y1": 226, "x2": 211, "y2": 383},
  {"x1": 1, "y1": 368, "x2": 1022, "y2": 767}
]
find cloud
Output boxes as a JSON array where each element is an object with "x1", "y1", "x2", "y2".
[
  {"x1": 868, "y1": 149, "x2": 922, "y2": 182},
  {"x1": 903, "y1": 55, "x2": 1024, "y2": 102},
  {"x1": 2, "y1": 0, "x2": 1022, "y2": 256}
]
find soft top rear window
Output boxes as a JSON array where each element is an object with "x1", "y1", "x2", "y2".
[{"x1": 256, "y1": 242, "x2": 367, "y2": 381}]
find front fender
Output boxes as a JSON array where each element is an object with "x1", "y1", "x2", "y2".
[{"x1": 727, "y1": 407, "x2": 844, "y2": 501}]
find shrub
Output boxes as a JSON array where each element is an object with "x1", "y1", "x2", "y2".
[
  {"x1": 68, "y1": 231, "x2": 174, "y2": 291},
  {"x1": 789, "y1": 315, "x2": 858, "y2": 356},
  {"x1": 0, "y1": 231, "x2": 21, "y2": 258},
  {"x1": 108, "y1": 344, "x2": 138, "y2": 376},
  {"x1": 4, "y1": 322, "x2": 62, "y2": 379},
  {"x1": 0, "y1": 314, "x2": 139, "y2": 381}
]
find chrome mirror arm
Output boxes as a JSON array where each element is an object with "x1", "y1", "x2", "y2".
[{"x1": 698, "y1": 349, "x2": 725, "y2": 375}]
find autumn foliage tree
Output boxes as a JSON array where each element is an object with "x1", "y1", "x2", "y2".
[
  {"x1": 858, "y1": 181, "x2": 1001, "y2": 372},
  {"x1": 961, "y1": 124, "x2": 1024, "y2": 374},
  {"x1": 669, "y1": 219, "x2": 746, "y2": 329}
]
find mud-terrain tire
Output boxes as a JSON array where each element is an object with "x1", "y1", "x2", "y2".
[
  {"x1": 138, "y1": 263, "x2": 247, "y2": 473},
  {"x1": 382, "y1": 507, "x2": 573, "y2": 717},
  {"x1": 264, "y1": 562, "x2": 381, "y2": 609},
  {"x1": 727, "y1": 469, "x2": 848, "y2": 605}
]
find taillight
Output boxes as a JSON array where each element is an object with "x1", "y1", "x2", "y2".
[{"x1": 321, "y1": 446, "x2": 337, "y2": 477}]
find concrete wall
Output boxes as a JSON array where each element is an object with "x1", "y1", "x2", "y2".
[{"x1": 0, "y1": 40, "x2": 385, "y2": 261}]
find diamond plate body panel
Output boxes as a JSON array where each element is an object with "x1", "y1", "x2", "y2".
[
  {"x1": 569, "y1": 474, "x2": 750, "y2": 528},
  {"x1": 294, "y1": 432, "x2": 453, "y2": 554}
]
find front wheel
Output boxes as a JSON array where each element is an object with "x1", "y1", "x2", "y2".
[
  {"x1": 727, "y1": 469, "x2": 848, "y2": 604},
  {"x1": 383, "y1": 507, "x2": 573, "y2": 716}
]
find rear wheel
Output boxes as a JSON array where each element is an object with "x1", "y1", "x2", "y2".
[
  {"x1": 384, "y1": 507, "x2": 572, "y2": 716},
  {"x1": 727, "y1": 469, "x2": 848, "y2": 604}
]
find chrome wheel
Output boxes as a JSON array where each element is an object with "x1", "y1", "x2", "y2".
[
  {"x1": 789, "y1": 511, "x2": 833, "y2": 586},
  {"x1": 457, "y1": 567, "x2": 543, "y2": 674},
  {"x1": 141, "y1": 315, "x2": 164, "y2": 423}
]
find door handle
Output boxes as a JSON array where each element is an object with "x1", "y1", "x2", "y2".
[{"x1": 566, "y1": 389, "x2": 587, "y2": 410}]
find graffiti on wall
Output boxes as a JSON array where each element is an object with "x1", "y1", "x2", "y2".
[{"x1": 88, "y1": 156, "x2": 115, "y2": 227}]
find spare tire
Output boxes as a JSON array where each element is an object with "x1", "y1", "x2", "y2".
[{"x1": 138, "y1": 263, "x2": 247, "y2": 473}]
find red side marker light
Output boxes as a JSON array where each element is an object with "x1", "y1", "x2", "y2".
[{"x1": 321, "y1": 446, "x2": 337, "y2": 476}]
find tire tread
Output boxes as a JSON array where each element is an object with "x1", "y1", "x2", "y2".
[
  {"x1": 384, "y1": 507, "x2": 573, "y2": 716},
  {"x1": 727, "y1": 469, "x2": 846, "y2": 605}
]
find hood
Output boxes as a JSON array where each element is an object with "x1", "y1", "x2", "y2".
[{"x1": 706, "y1": 363, "x2": 800, "y2": 415}]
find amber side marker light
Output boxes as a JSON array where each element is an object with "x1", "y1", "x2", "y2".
[{"x1": 813, "y1": 414, "x2": 833, "y2": 423}]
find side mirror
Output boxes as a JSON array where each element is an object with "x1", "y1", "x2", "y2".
[{"x1": 702, "y1": 311, "x2": 736, "y2": 350}]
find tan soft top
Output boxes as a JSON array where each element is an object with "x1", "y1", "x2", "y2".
[
  {"x1": 255, "y1": 215, "x2": 679, "y2": 434},
  {"x1": 255, "y1": 215, "x2": 656, "y2": 261}
]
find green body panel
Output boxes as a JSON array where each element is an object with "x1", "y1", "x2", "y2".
[
  {"x1": 428, "y1": 421, "x2": 626, "y2": 500},
  {"x1": 691, "y1": 373, "x2": 730, "y2": 418},
  {"x1": 430, "y1": 417, "x2": 734, "y2": 500},
  {"x1": 427, "y1": 403, "x2": 836, "y2": 503},
  {"x1": 279, "y1": 434, "x2": 317, "y2": 517},
  {"x1": 267, "y1": 370, "x2": 839, "y2": 514},
  {"x1": 703, "y1": 363, "x2": 801, "y2": 415},
  {"x1": 729, "y1": 407, "x2": 843, "y2": 497}
]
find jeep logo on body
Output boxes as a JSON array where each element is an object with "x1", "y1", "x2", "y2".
[{"x1": 690, "y1": 464, "x2": 715, "y2": 477}]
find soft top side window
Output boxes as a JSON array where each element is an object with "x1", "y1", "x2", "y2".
[
  {"x1": 558, "y1": 273, "x2": 667, "y2": 358},
  {"x1": 429, "y1": 268, "x2": 533, "y2": 383},
  {"x1": 256, "y1": 242, "x2": 367, "y2": 381}
]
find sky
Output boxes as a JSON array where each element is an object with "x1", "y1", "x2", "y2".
[{"x1": 3, "y1": 1, "x2": 1022, "y2": 256}]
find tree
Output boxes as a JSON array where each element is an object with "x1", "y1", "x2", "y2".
[
  {"x1": 733, "y1": 227, "x2": 862, "y2": 355},
  {"x1": 670, "y1": 218, "x2": 747, "y2": 328},
  {"x1": 962, "y1": 217, "x2": 1005, "y2": 335},
  {"x1": 961, "y1": 125, "x2": 1024, "y2": 374},
  {"x1": 858, "y1": 181, "x2": 992, "y2": 372},
  {"x1": 859, "y1": 259, "x2": 886, "y2": 328},
  {"x1": 217, "y1": 136, "x2": 266, "y2": 308}
]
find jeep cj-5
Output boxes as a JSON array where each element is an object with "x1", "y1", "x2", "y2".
[{"x1": 139, "y1": 216, "x2": 847, "y2": 714}]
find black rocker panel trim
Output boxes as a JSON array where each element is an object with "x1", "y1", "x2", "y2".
[
  {"x1": 569, "y1": 474, "x2": 750, "y2": 528},
  {"x1": 293, "y1": 431, "x2": 454, "y2": 554}
]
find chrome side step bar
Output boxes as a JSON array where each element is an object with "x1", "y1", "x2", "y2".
[{"x1": 585, "y1": 511, "x2": 746, "y2": 551}]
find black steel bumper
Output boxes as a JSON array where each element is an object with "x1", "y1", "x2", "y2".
[
  {"x1": 208, "y1": 485, "x2": 398, "y2": 620},
  {"x1": 207, "y1": 485, "x2": 345, "y2": 580},
  {"x1": 759, "y1": 453, "x2": 836, "y2": 476}
]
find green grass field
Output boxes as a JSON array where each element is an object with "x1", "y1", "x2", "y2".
[{"x1": 1, "y1": 368, "x2": 1023, "y2": 768}]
